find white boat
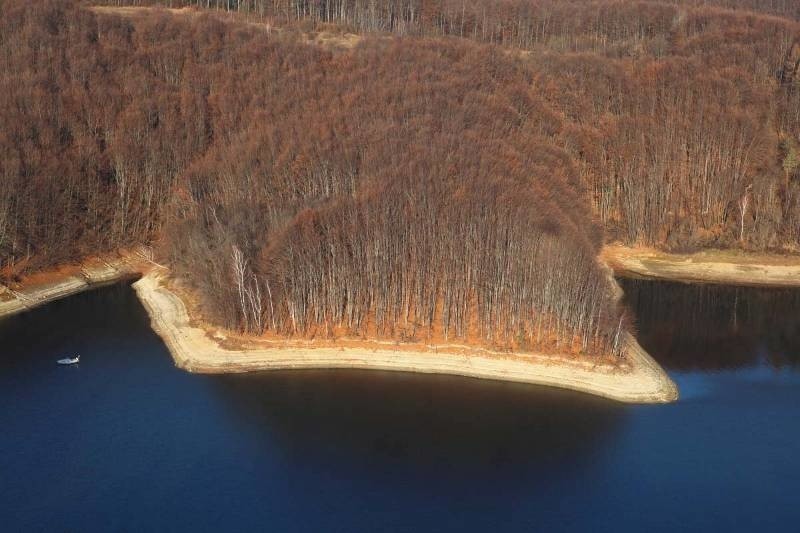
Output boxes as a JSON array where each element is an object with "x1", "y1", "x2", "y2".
[{"x1": 57, "y1": 355, "x2": 80, "y2": 365}]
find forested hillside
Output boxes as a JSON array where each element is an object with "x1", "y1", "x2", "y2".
[
  {"x1": 98, "y1": 0, "x2": 800, "y2": 248},
  {"x1": 0, "y1": 0, "x2": 625, "y2": 355},
  {"x1": 1, "y1": 0, "x2": 799, "y2": 355}
]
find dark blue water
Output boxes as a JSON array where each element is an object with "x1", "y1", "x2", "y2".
[{"x1": 1, "y1": 281, "x2": 799, "y2": 532}]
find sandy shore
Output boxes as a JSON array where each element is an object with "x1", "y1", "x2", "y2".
[
  {"x1": 0, "y1": 256, "x2": 142, "y2": 319},
  {"x1": 602, "y1": 245, "x2": 800, "y2": 287},
  {"x1": 132, "y1": 272, "x2": 678, "y2": 403}
]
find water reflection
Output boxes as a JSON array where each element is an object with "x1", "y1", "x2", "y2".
[
  {"x1": 211, "y1": 370, "x2": 626, "y2": 478},
  {"x1": 621, "y1": 279, "x2": 800, "y2": 371}
]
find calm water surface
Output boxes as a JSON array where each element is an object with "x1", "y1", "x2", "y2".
[{"x1": 1, "y1": 280, "x2": 799, "y2": 532}]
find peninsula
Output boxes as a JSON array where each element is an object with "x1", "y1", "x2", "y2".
[
  {"x1": 4, "y1": 0, "x2": 800, "y2": 406},
  {"x1": 132, "y1": 271, "x2": 678, "y2": 403}
]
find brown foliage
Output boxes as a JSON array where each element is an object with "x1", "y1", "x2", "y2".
[
  {"x1": 160, "y1": 32, "x2": 622, "y2": 354},
  {"x1": 4, "y1": 0, "x2": 800, "y2": 354},
  {"x1": 91, "y1": 0, "x2": 800, "y2": 250}
]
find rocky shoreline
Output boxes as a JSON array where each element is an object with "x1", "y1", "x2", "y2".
[
  {"x1": 132, "y1": 272, "x2": 679, "y2": 404},
  {"x1": 2, "y1": 254, "x2": 679, "y2": 404},
  {"x1": 602, "y1": 245, "x2": 800, "y2": 287},
  {"x1": 0, "y1": 257, "x2": 142, "y2": 319}
]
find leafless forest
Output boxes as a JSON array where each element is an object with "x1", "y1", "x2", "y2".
[{"x1": 1, "y1": 0, "x2": 799, "y2": 354}]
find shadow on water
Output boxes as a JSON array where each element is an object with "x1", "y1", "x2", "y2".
[
  {"x1": 209, "y1": 370, "x2": 627, "y2": 481},
  {"x1": 1, "y1": 284, "x2": 626, "y2": 485},
  {"x1": 0, "y1": 283, "x2": 152, "y2": 366},
  {"x1": 621, "y1": 278, "x2": 800, "y2": 371},
  {"x1": 4, "y1": 282, "x2": 800, "y2": 532}
]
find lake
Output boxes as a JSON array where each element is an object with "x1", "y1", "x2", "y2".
[{"x1": 1, "y1": 280, "x2": 799, "y2": 532}]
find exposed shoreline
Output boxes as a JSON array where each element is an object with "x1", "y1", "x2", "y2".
[
  {"x1": 602, "y1": 245, "x2": 800, "y2": 288},
  {"x1": 131, "y1": 272, "x2": 678, "y2": 404},
  {"x1": 2, "y1": 254, "x2": 679, "y2": 403},
  {"x1": 0, "y1": 256, "x2": 143, "y2": 319}
]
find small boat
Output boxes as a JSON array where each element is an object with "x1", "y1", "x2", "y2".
[{"x1": 57, "y1": 355, "x2": 80, "y2": 365}]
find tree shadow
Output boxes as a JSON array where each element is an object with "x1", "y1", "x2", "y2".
[
  {"x1": 621, "y1": 279, "x2": 800, "y2": 371},
  {"x1": 209, "y1": 369, "x2": 627, "y2": 486}
]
